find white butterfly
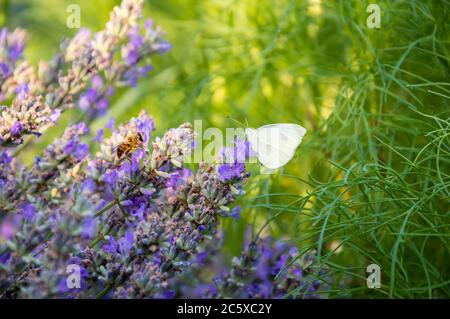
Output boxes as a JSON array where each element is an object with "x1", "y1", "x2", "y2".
[{"x1": 245, "y1": 123, "x2": 307, "y2": 170}]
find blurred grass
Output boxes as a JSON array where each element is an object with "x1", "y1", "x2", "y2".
[{"x1": 1, "y1": 0, "x2": 449, "y2": 298}]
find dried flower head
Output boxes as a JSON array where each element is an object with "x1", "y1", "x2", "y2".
[{"x1": 0, "y1": 94, "x2": 54, "y2": 145}]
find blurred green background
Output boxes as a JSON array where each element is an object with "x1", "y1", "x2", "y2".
[{"x1": 1, "y1": 0, "x2": 449, "y2": 298}]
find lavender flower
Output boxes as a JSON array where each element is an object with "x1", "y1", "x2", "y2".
[
  {"x1": 0, "y1": 0, "x2": 170, "y2": 148},
  {"x1": 0, "y1": 106, "x2": 254, "y2": 298},
  {"x1": 217, "y1": 163, "x2": 245, "y2": 182},
  {"x1": 0, "y1": 0, "x2": 332, "y2": 299},
  {"x1": 0, "y1": 122, "x2": 89, "y2": 213},
  {"x1": 0, "y1": 28, "x2": 26, "y2": 63},
  {"x1": 0, "y1": 94, "x2": 54, "y2": 146},
  {"x1": 217, "y1": 137, "x2": 253, "y2": 181},
  {"x1": 78, "y1": 75, "x2": 113, "y2": 120},
  {"x1": 217, "y1": 238, "x2": 327, "y2": 299},
  {"x1": 0, "y1": 104, "x2": 328, "y2": 298},
  {"x1": 0, "y1": 28, "x2": 27, "y2": 100},
  {"x1": 0, "y1": 150, "x2": 17, "y2": 206},
  {"x1": 176, "y1": 237, "x2": 328, "y2": 299}
]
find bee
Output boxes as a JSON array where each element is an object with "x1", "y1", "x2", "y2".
[{"x1": 114, "y1": 132, "x2": 145, "y2": 159}]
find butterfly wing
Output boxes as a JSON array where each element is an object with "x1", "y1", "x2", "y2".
[{"x1": 247, "y1": 124, "x2": 306, "y2": 169}]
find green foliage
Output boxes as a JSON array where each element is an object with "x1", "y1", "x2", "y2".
[{"x1": 3, "y1": 0, "x2": 449, "y2": 298}]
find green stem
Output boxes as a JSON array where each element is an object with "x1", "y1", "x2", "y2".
[
  {"x1": 0, "y1": 247, "x2": 9, "y2": 256},
  {"x1": 96, "y1": 283, "x2": 114, "y2": 299},
  {"x1": 95, "y1": 201, "x2": 116, "y2": 217},
  {"x1": 89, "y1": 226, "x2": 113, "y2": 248},
  {"x1": 12, "y1": 136, "x2": 33, "y2": 157}
]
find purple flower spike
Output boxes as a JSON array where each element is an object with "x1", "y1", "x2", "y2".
[
  {"x1": 81, "y1": 217, "x2": 97, "y2": 239},
  {"x1": 15, "y1": 83, "x2": 29, "y2": 100},
  {"x1": 21, "y1": 203, "x2": 36, "y2": 221},
  {"x1": 10, "y1": 121, "x2": 23, "y2": 136},
  {"x1": 103, "y1": 236, "x2": 118, "y2": 254},
  {"x1": 0, "y1": 62, "x2": 10, "y2": 78},
  {"x1": 118, "y1": 231, "x2": 135, "y2": 255},
  {"x1": 94, "y1": 129, "x2": 104, "y2": 143},
  {"x1": 217, "y1": 163, "x2": 245, "y2": 181},
  {"x1": 158, "y1": 41, "x2": 172, "y2": 53},
  {"x1": 105, "y1": 117, "x2": 115, "y2": 130},
  {"x1": 231, "y1": 206, "x2": 241, "y2": 219},
  {"x1": 64, "y1": 140, "x2": 89, "y2": 161}
]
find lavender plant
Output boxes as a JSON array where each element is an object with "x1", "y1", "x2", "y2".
[
  {"x1": 0, "y1": 27, "x2": 27, "y2": 101},
  {"x1": 0, "y1": 0, "x2": 329, "y2": 299},
  {"x1": 206, "y1": 238, "x2": 326, "y2": 299},
  {"x1": 0, "y1": 109, "x2": 250, "y2": 298},
  {"x1": 174, "y1": 237, "x2": 328, "y2": 299},
  {"x1": 0, "y1": 0, "x2": 169, "y2": 147}
]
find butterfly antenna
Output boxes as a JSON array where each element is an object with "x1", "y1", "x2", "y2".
[{"x1": 226, "y1": 116, "x2": 245, "y2": 127}]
